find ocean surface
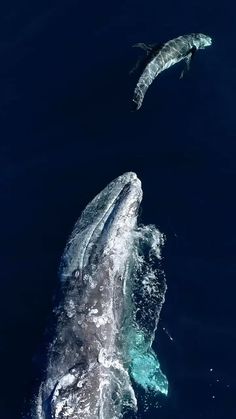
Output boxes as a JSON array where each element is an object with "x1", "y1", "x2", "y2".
[{"x1": 1, "y1": 1, "x2": 235, "y2": 418}]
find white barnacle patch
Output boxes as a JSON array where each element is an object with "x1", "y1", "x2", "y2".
[
  {"x1": 89, "y1": 308, "x2": 98, "y2": 315},
  {"x1": 65, "y1": 299, "x2": 76, "y2": 318},
  {"x1": 76, "y1": 376, "x2": 86, "y2": 389},
  {"x1": 90, "y1": 280, "x2": 97, "y2": 289},
  {"x1": 77, "y1": 315, "x2": 86, "y2": 326},
  {"x1": 93, "y1": 315, "x2": 109, "y2": 328},
  {"x1": 53, "y1": 373, "x2": 76, "y2": 418},
  {"x1": 83, "y1": 273, "x2": 90, "y2": 283},
  {"x1": 98, "y1": 348, "x2": 112, "y2": 368}
]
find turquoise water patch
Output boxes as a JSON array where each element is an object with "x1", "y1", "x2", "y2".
[{"x1": 128, "y1": 329, "x2": 168, "y2": 395}]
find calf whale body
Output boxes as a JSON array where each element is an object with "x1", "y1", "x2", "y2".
[
  {"x1": 132, "y1": 33, "x2": 212, "y2": 110},
  {"x1": 34, "y1": 172, "x2": 168, "y2": 419}
]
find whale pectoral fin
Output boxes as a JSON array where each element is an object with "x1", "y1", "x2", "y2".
[
  {"x1": 129, "y1": 56, "x2": 143, "y2": 75},
  {"x1": 132, "y1": 43, "x2": 153, "y2": 52},
  {"x1": 130, "y1": 42, "x2": 164, "y2": 75},
  {"x1": 179, "y1": 46, "x2": 197, "y2": 79},
  {"x1": 130, "y1": 43, "x2": 152, "y2": 75},
  {"x1": 132, "y1": 42, "x2": 163, "y2": 55}
]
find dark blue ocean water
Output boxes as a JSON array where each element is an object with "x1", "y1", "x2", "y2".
[{"x1": 1, "y1": 1, "x2": 235, "y2": 418}]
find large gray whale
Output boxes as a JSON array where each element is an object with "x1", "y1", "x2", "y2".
[
  {"x1": 132, "y1": 33, "x2": 212, "y2": 110},
  {"x1": 34, "y1": 172, "x2": 168, "y2": 419}
]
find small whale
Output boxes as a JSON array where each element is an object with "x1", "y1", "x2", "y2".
[{"x1": 132, "y1": 33, "x2": 212, "y2": 110}]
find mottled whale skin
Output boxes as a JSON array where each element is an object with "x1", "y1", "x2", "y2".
[
  {"x1": 132, "y1": 33, "x2": 212, "y2": 110},
  {"x1": 35, "y1": 172, "x2": 142, "y2": 419}
]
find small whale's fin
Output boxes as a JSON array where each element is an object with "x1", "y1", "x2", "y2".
[
  {"x1": 130, "y1": 43, "x2": 154, "y2": 75},
  {"x1": 132, "y1": 42, "x2": 163, "y2": 54},
  {"x1": 132, "y1": 43, "x2": 153, "y2": 52},
  {"x1": 129, "y1": 56, "x2": 144, "y2": 75},
  {"x1": 130, "y1": 42, "x2": 164, "y2": 75},
  {"x1": 179, "y1": 46, "x2": 197, "y2": 79}
]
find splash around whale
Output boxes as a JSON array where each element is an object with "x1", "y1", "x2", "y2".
[{"x1": 33, "y1": 172, "x2": 168, "y2": 419}]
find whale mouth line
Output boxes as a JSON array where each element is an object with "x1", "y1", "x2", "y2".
[
  {"x1": 94, "y1": 181, "x2": 133, "y2": 229},
  {"x1": 79, "y1": 181, "x2": 136, "y2": 275}
]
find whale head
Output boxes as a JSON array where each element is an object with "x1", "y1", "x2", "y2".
[{"x1": 193, "y1": 33, "x2": 212, "y2": 49}]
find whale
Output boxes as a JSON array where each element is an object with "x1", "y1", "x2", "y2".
[
  {"x1": 34, "y1": 172, "x2": 168, "y2": 419},
  {"x1": 132, "y1": 33, "x2": 212, "y2": 110}
]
